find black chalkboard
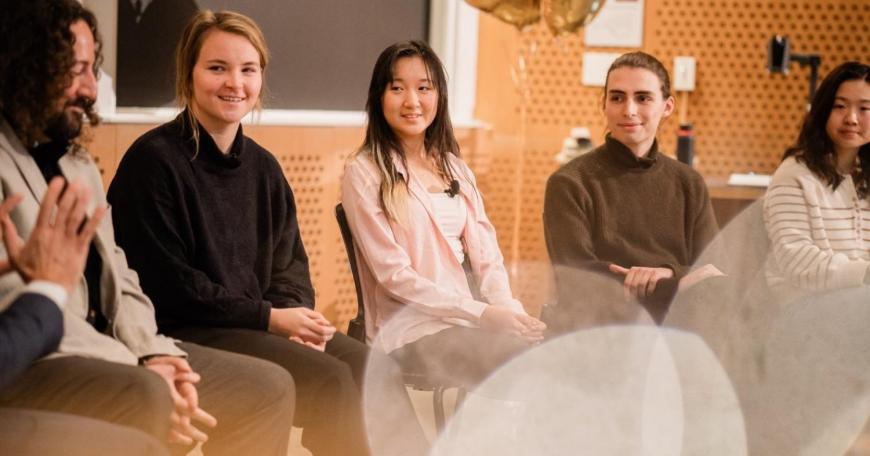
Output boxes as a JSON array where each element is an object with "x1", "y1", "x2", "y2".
[{"x1": 116, "y1": 0, "x2": 430, "y2": 110}]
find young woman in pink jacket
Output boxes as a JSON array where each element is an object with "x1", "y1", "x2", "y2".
[{"x1": 341, "y1": 41, "x2": 546, "y2": 387}]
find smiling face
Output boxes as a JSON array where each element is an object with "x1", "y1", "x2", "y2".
[
  {"x1": 603, "y1": 66, "x2": 675, "y2": 156},
  {"x1": 826, "y1": 78, "x2": 870, "y2": 158},
  {"x1": 381, "y1": 56, "x2": 438, "y2": 145},
  {"x1": 46, "y1": 19, "x2": 97, "y2": 143},
  {"x1": 190, "y1": 29, "x2": 262, "y2": 133}
]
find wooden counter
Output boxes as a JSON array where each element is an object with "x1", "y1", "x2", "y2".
[{"x1": 705, "y1": 177, "x2": 766, "y2": 228}]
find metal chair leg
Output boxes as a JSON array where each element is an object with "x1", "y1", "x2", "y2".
[
  {"x1": 433, "y1": 386, "x2": 446, "y2": 431},
  {"x1": 444, "y1": 387, "x2": 467, "y2": 449},
  {"x1": 455, "y1": 387, "x2": 467, "y2": 408}
]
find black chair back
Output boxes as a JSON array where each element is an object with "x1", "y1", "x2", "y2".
[{"x1": 335, "y1": 203, "x2": 366, "y2": 343}]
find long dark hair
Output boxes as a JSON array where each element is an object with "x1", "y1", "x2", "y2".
[
  {"x1": 0, "y1": 0, "x2": 102, "y2": 154},
  {"x1": 359, "y1": 40, "x2": 459, "y2": 222},
  {"x1": 784, "y1": 62, "x2": 870, "y2": 196}
]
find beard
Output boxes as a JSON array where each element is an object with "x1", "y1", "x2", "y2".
[{"x1": 44, "y1": 96, "x2": 96, "y2": 144}]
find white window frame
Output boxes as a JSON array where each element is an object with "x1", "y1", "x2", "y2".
[{"x1": 429, "y1": 0, "x2": 480, "y2": 127}]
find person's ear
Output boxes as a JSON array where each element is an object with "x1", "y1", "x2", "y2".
[{"x1": 662, "y1": 95, "x2": 676, "y2": 118}]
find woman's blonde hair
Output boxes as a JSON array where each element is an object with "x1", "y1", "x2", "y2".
[{"x1": 174, "y1": 10, "x2": 269, "y2": 155}]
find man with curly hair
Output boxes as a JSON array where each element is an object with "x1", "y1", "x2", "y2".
[
  {"x1": 0, "y1": 1, "x2": 296, "y2": 454},
  {"x1": 0, "y1": 178, "x2": 170, "y2": 455}
]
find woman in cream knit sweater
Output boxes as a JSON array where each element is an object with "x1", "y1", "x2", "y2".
[{"x1": 764, "y1": 61, "x2": 870, "y2": 298}]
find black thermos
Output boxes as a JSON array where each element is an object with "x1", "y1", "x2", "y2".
[{"x1": 677, "y1": 123, "x2": 694, "y2": 166}]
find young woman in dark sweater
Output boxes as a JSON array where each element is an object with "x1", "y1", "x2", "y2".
[
  {"x1": 107, "y1": 10, "x2": 425, "y2": 456},
  {"x1": 543, "y1": 52, "x2": 722, "y2": 330}
]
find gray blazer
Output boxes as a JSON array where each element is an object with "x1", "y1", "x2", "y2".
[{"x1": 0, "y1": 118, "x2": 184, "y2": 364}]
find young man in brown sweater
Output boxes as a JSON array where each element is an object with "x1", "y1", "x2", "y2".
[{"x1": 543, "y1": 52, "x2": 722, "y2": 332}]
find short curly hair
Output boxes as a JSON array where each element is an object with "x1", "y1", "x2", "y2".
[{"x1": 0, "y1": 0, "x2": 102, "y2": 152}]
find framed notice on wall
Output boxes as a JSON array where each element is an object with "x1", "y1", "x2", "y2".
[{"x1": 583, "y1": 0, "x2": 644, "y2": 48}]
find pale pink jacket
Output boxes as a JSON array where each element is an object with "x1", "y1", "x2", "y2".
[{"x1": 341, "y1": 152, "x2": 525, "y2": 353}]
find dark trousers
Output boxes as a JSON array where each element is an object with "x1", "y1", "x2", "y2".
[
  {"x1": 0, "y1": 408, "x2": 168, "y2": 456},
  {"x1": 0, "y1": 342, "x2": 294, "y2": 456},
  {"x1": 167, "y1": 327, "x2": 428, "y2": 456},
  {"x1": 391, "y1": 326, "x2": 532, "y2": 389}
]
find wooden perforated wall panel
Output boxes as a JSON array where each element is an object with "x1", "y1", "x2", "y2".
[
  {"x1": 473, "y1": 0, "x2": 870, "y2": 312},
  {"x1": 246, "y1": 126, "x2": 364, "y2": 329}
]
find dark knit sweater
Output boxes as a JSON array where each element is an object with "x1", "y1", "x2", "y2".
[
  {"x1": 107, "y1": 115, "x2": 313, "y2": 331},
  {"x1": 543, "y1": 135, "x2": 718, "y2": 322}
]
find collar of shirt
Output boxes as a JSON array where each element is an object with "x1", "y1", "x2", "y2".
[
  {"x1": 603, "y1": 133, "x2": 659, "y2": 170},
  {"x1": 28, "y1": 140, "x2": 70, "y2": 181},
  {"x1": 175, "y1": 112, "x2": 245, "y2": 169}
]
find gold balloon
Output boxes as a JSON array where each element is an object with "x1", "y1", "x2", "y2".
[
  {"x1": 466, "y1": 0, "x2": 542, "y2": 30},
  {"x1": 544, "y1": 0, "x2": 606, "y2": 35}
]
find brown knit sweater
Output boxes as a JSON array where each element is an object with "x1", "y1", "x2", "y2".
[{"x1": 543, "y1": 135, "x2": 718, "y2": 326}]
